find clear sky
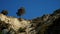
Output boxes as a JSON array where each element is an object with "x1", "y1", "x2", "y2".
[{"x1": 0, "y1": 0, "x2": 60, "y2": 19}]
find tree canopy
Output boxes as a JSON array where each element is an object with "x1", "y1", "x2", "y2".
[
  {"x1": 1, "y1": 10, "x2": 8, "y2": 15},
  {"x1": 16, "y1": 7, "x2": 25, "y2": 17}
]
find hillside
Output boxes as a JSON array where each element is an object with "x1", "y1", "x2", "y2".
[{"x1": 0, "y1": 9, "x2": 60, "y2": 34}]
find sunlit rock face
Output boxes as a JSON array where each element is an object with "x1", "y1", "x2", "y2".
[
  {"x1": 0, "y1": 9, "x2": 60, "y2": 34},
  {"x1": 0, "y1": 14, "x2": 31, "y2": 34}
]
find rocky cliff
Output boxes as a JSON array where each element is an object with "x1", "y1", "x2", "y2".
[{"x1": 0, "y1": 9, "x2": 60, "y2": 34}]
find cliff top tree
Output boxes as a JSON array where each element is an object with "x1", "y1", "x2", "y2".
[
  {"x1": 1, "y1": 10, "x2": 8, "y2": 15},
  {"x1": 16, "y1": 7, "x2": 25, "y2": 18},
  {"x1": 16, "y1": 7, "x2": 25, "y2": 21}
]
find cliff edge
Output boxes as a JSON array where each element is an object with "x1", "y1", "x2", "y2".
[{"x1": 0, "y1": 9, "x2": 60, "y2": 34}]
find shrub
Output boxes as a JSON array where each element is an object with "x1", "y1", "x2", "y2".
[
  {"x1": 18, "y1": 27, "x2": 26, "y2": 33},
  {"x1": 1, "y1": 10, "x2": 8, "y2": 15}
]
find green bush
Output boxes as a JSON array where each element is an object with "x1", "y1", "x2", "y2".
[
  {"x1": 1, "y1": 10, "x2": 8, "y2": 15},
  {"x1": 0, "y1": 31, "x2": 2, "y2": 34},
  {"x1": 18, "y1": 27, "x2": 25, "y2": 33}
]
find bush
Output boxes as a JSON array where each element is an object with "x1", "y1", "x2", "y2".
[
  {"x1": 18, "y1": 27, "x2": 26, "y2": 33},
  {"x1": 0, "y1": 31, "x2": 2, "y2": 34},
  {"x1": 1, "y1": 10, "x2": 8, "y2": 15}
]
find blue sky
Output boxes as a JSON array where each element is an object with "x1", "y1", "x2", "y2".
[{"x1": 0, "y1": 0, "x2": 60, "y2": 19}]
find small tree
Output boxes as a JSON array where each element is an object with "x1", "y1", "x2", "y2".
[
  {"x1": 1, "y1": 10, "x2": 8, "y2": 15},
  {"x1": 16, "y1": 7, "x2": 25, "y2": 18}
]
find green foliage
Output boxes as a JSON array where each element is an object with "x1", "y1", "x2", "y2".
[
  {"x1": 18, "y1": 27, "x2": 26, "y2": 33},
  {"x1": 1, "y1": 10, "x2": 8, "y2": 15},
  {"x1": 0, "y1": 31, "x2": 2, "y2": 34},
  {"x1": 16, "y1": 7, "x2": 25, "y2": 17}
]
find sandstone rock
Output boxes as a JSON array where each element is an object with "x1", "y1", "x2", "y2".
[{"x1": 0, "y1": 9, "x2": 60, "y2": 34}]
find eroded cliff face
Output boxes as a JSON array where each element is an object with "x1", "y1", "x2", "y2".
[
  {"x1": 0, "y1": 14, "x2": 31, "y2": 34},
  {"x1": 31, "y1": 9, "x2": 60, "y2": 34},
  {"x1": 0, "y1": 9, "x2": 60, "y2": 34}
]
